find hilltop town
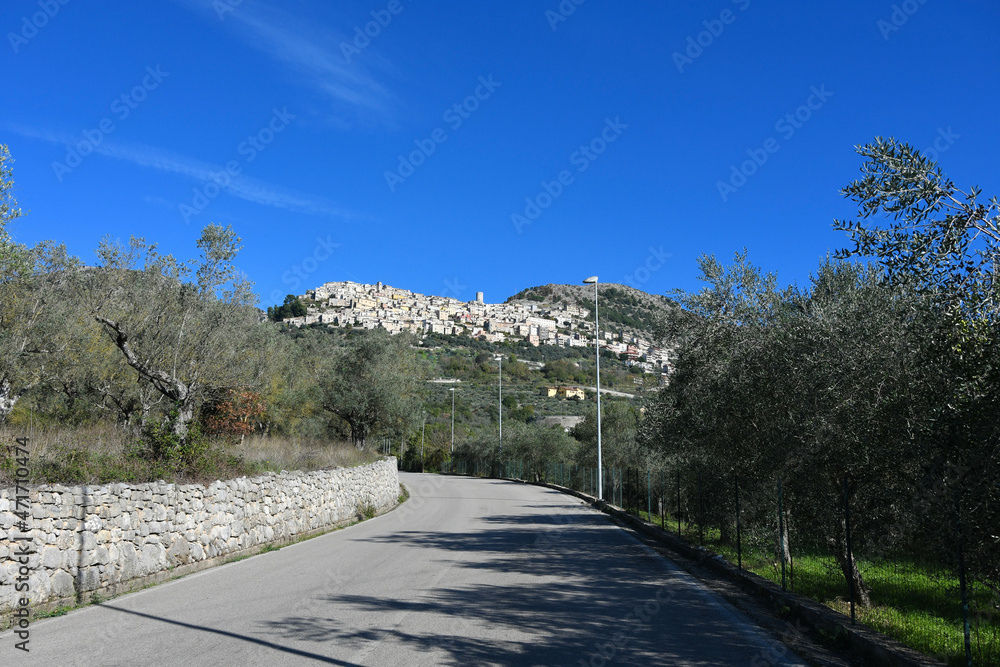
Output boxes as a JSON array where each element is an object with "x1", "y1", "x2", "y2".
[{"x1": 283, "y1": 280, "x2": 673, "y2": 374}]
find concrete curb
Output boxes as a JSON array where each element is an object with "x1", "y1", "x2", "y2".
[{"x1": 529, "y1": 479, "x2": 944, "y2": 667}]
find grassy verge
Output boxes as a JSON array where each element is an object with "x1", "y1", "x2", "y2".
[{"x1": 623, "y1": 505, "x2": 998, "y2": 666}]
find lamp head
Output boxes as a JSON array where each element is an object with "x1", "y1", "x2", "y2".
[{"x1": 583, "y1": 276, "x2": 598, "y2": 284}]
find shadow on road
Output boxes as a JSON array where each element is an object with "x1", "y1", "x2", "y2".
[
  {"x1": 257, "y1": 487, "x2": 782, "y2": 666},
  {"x1": 96, "y1": 604, "x2": 366, "y2": 666}
]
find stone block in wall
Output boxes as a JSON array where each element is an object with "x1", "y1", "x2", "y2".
[
  {"x1": 50, "y1": 570, "x2": 74, "y2": 598},
  {"x1": 40, "y1": 546, "x2": 63, "y2": 570},
  {"x1": 78, "y1": 567, "x2": 100, "y2": 592},
  {"x1": 166, "y1": 538, "x2": 191, "y2": 566}
]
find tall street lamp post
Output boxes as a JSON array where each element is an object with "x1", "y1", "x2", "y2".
[
  {"x1": 449, "y1": 387, "x2": 457, "y2": 459},
  {"x1": 495, "y1": 354, "x2": 503, "y2": 473},
  {"x1": 421, "y1": 412, "x2": 426, "y2": 473},
  {"x1": 583, "y1": 276, "x2": 603, "y2": 500}
]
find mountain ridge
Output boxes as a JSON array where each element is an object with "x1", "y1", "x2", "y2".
[{"x1": 505, "y1": 282, "x2": 676, "y2": 339}]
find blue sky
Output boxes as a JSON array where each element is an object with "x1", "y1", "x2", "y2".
[{"x1": 2, "y1": 0, "x2": 998, "y2": 308}]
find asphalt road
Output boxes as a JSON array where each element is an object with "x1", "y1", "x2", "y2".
[{"x1": 2, "y1": 473, "x2": 806, "y2": 666}]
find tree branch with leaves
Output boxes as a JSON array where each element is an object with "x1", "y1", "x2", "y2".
[{"x1": 833, "y1": 136, "x2": 1000, "y2": 317}]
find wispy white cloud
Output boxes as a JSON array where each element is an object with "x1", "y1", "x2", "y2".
[
  {"x1": 175, "y1": 0, "x2": 398, "y2": 124},
  {"x1": 4, "y1": 122, "x2": 356, "y2": 220},
  {"x1": 99, "y1": 142, "x2": 357, "y2": 219},
  {"x1": 3, "y1": 124, "x2": 64, "y2": 145}
]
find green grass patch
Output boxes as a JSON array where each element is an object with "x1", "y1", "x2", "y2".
[{"x1": 31, "y1": 605, "x2": 75, "y2": 620}]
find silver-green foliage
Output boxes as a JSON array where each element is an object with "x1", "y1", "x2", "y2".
[{"x1": 320, "y1": 328, "x2": 422, "y2": 449}]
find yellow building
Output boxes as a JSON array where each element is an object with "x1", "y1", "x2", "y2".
[{"x1": 557, "y1": 387, "x2": 586, "y2": 400}]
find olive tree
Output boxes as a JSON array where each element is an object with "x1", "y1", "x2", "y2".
[
  {"x1": 320, "y1": 328, "x2": 422, "y2": 449},
  {"x1": 834, "y1": 137, "x2": 1000, "y2": 593},
  {"x1": 572, "y1": 399, "x2": 643, "y2": 471},
  {"x1": 0, "y1": 144, "x2": 30, "y2": 420},
  {"x1": 0, "y1": 241, "x2": 80, "y2": 424},
  {"x1": 834, "y1": 136, "x2": 1000, "y2": 315},
  {"x1": 81, "y1": 225, "x2": 273, "y2": 447}
]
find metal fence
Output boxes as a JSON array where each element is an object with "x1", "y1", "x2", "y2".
[{"x1": 440, "y1": 458, "x2": 999, "y2": 666}]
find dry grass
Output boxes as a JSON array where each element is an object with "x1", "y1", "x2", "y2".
[
  {"x1": 228, "y1": 433, "x2": 380, "y2": 472},
  {"x1": 1, "y1": 422, "x2": 134, "y2": 459},
  {"x1": 0, "y1": 424, "x2": 382, "y2": 488}
]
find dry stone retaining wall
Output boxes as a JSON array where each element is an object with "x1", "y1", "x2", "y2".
[{"x1": 0, "y1": 458, "x2": 399, "y2": 618}]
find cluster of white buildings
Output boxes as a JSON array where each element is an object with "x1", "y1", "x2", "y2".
[{"x1": 287, "y1": 281, "x2": 671, "y2": 373}]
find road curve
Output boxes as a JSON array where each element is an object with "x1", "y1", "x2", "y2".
[{"x1": 2, "y1": 473, "x2": 805, "y2": 666}]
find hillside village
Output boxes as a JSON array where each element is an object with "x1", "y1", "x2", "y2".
[{"x1": 283, "y1": 280, "x2": 673, "y2": 374}]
